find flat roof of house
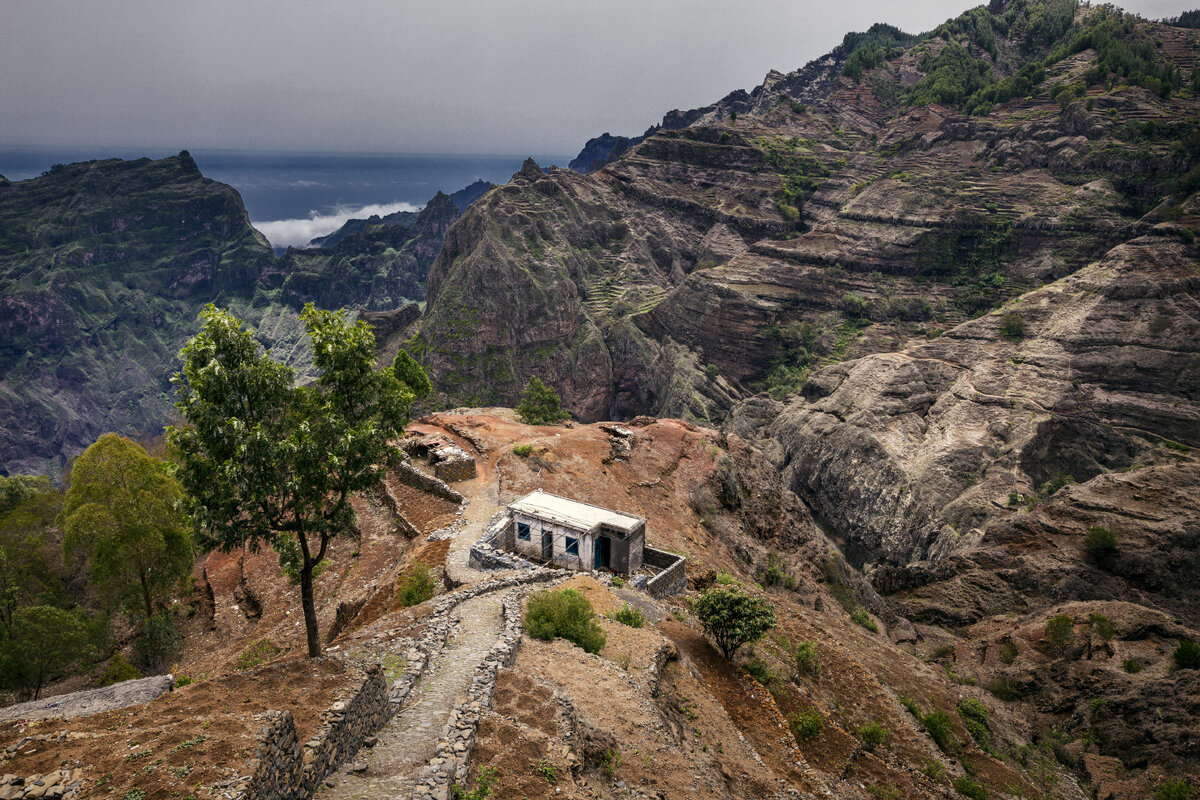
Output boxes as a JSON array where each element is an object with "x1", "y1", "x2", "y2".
[{"x1": 508, "y1": 490, "x2": 643, "y2": 534}]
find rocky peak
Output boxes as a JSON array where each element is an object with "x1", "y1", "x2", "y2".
[{"x1": 516, "y1": 157, "x2": 543, "y2": 181}]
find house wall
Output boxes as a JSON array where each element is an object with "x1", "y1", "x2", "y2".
[{"x1": 511, "y1": 513, "x2": 590, "y2": 572}]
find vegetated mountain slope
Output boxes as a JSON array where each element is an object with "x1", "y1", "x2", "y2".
[
  {"x1": 419, "y1": 2, "x2": 1199, "y2": 428},
  {"x1": 0, "y1": 154, "x2": 465, "y2": 477}
]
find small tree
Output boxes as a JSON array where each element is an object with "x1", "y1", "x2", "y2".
[
  {"x1": 1083, "y1": 526, "x2": 1118, "y2": 561},
  {"x1": 692, "y1": 587, "x2": 775, "y2": 660},
  {"x1": 60, "y1": 434, "x2": 193, "y2": 621},
  {"x1": 0, "y1": 605, "x2": 90, "y2": 700},
  {"x1": 393, "y1": 349, "x2": 432, "y2": 399},
  {"x1": 170, "y1": 305, "x2": 412, "y2": 657},
  {"x1": 516, "y1": 376, "x2": 570, "y2": 425},
  {"x1": 1175, "y1": 639, "x2": 1200, "y2": 670},
  {"x1": 1043, "y1": 613, "x2": 1075, "y2": 655}
]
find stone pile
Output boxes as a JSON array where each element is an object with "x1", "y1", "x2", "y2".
[
  {"x1": 394, "y1": 462, "x2": 463, "y2": 504},
  {"x1": 0, "y1": 769, "x2": 84, "y2": 799}
]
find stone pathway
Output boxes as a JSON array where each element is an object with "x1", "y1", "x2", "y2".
[{"x1": 316, "y1": 591, "x2": 505, "y2": 799}]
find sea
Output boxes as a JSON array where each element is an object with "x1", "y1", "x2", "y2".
[{"x1": 0, "y1": 147, "x2": 572, "y2": 249}]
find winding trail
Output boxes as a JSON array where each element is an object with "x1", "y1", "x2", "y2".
[{"x1": 316, "y1": 591, "x2": 505, "y2": 799}]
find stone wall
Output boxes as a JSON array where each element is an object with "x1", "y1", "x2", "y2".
[
  {"x1": 644, "y1": 547, "x2": 687, "y2": 598},
  {"x1": 234, "y1": 666, "x2": 390, "y2": 800},
  {"x1": 410, "y1": 576, "x2": 567, "y2": 800},
  {"x1": 468, "y1": 512, "x2": 538, "y2": 572},
  {"x1": 394, "y1": 461, "x2": 463, "y2": 503}
]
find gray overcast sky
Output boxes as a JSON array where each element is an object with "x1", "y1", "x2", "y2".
[{"x1": 1, "y1": 0, "x2": 1193, "y2": 154}]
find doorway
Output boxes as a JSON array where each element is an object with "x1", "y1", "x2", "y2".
[
  {"x1": 541, "y1": 531, "x2": 553, "y2": 561},
  {"x1": 594, "y1": 535, "x2": 611, "y2": 570}
]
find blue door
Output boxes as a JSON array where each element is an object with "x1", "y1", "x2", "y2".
[{"x1": 594, "y1": 535, "x2": 611, "y2": 570}]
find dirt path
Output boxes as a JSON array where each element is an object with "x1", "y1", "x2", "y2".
[{"x1": 317, "y1": 591, "x2": 506, "y2": 799}]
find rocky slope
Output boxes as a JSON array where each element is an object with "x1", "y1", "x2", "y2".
[{"x1": 0, "y1": 156, "x2": 466, "y2": 477}]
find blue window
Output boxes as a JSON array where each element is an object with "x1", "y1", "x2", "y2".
[
  {"x1": 517, "y1": 522, "x2": 531, "y2": 540},
  {"x1": 565, "y1": 536, "x2": 579, "y2": 556}
]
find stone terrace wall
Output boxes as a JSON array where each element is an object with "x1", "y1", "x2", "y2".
[
  {"x1": 236, "y1": 666, "x2": 389, "y2": 800},
  {"x1": 395, "y1": 462, "x2": 463, "y2": 504},
  {"x1": 644, "y1": 547, "x2": 687, "y2": 598},
  {"x1": 410, "y1": 577, "x2": 566, "y2": 800}
]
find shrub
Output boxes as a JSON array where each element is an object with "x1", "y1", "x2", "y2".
[
  {"x1": 789, "y1": 709, "x2": 824, "y2": 741},
  {"x1": 609, "y1": 603, "x2": 646, "y2": 628},
  {"x1": 744, "y1": 660, "x2": 777, "y2": 685},
  {"x1": 1174, "y1": 639, "x2": 1200, "y2": 670},
  {"x1": 1039, "y1": 472, "x2": 1076, "y2": 497},
  {"x1": 452, "y1": 766, "x2": 497, "y2": 800},
  {"x1": 511, "y1": 443, "x2": 534, "y2": 457},
  {"x1": 1122, "y1": 658, "x2": 1143, "y2": 674},
  {"x1": 1084, "y1": 526, "x2": 1119, "y2": 560},
  {"x1": 1043, "y1": 614, "x2": 1075, "y2": 655},
  {"x1": 1088, "y1": 612, "x2": 1116, "y2": 641},
  {"x1": 97, "y1": 652, "x2": 142, "y2": 687},
  {"x1": 858, "y1": 722, "x2": 891, "y2": 750},
  {"x1": 922, "y1": 710, "x2": 959, "y2": 754},
  {"x1": 610, "y1": 576, "x2": 624, "y2": 588},
  {"x1": 537, "y1": 760, "x2": 556, "y2": 783},
  {"x1": 795, "y1": 641, "x2": 821, "y2": 678},
  {"x1": 921, "y1": 759, "x2": 947, "y2": 781},
  {"x1": 998, "y1": 640, "x2": 1018, "y2": 664},
  {"x1": 525, "y1": 588, "x2": 606, "y2": 654},
  {"x1": 692, "y1": 587, "x2": 775, "y2": 661},
  {"x1": 133, "y1": 612, "x2": 182, "y2": 673},
  {"x1": 758, "y1": 551, "x2": 797, "y2": 590},
  {"x1": 999, "y1": 313, "x2": 1025, "y2": 341},
  {"x1": 174, "y1": 675, "x2": 195, "y2": 688},
  {"x1": 850, "y1": 607, "x2": 879, "y2": 633},
  {"x1": 953, "y1": 775, "x2": 988, "y2": 800},
  {"x1": 515, "y1": 376, "x2": 570, "y2": 425},
  {"x1": 1154, "y1": 778, "x2": 1195, "y2": 800},
  {"x1": 714, "y1": 572, "x2": 738, "y2": 585},
  {"x1": 957, "y1": 699, "x2": 990, "y2": 748},
  {"x1": 235, "y1": 639, "x2": 281, "y2": 670},
  {"x1": 397, "y1": 563, "x2": 437, "y2": 607}
]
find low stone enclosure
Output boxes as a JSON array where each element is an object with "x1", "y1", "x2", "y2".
[
  {"x1": 232, "y1": 568, "x2": 560, "y2": 800},
  {"x1": 470, "y1": 510, "x2": 687, "y2": 598},
  {"x1": 401, "y1": 435, "x2": 477, "y2": 483}
]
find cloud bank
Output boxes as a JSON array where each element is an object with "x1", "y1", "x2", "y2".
[{"x1": 252, "y1": 201, "x2": 422, "y2": 250}]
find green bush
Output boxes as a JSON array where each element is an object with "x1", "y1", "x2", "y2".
[
  {"x1": 714, "y1": 572, "x2": 738, "y2": 585},
  {"x1": 515, "y1": 376, "x2": 570, "y2": 425},
  {"x1": 511, "y1": 443, "x2": 534, "y2": 457},
  {"x1": 452, "y1": 766, "x2": 497, "y2": 800},
  {"x1": 922, "y1": 709, "x2": 959, "y2": 754},
  {"x1": 1043, "y1": 614, "x2": 1075, "y2": 655},
  {"x1": 999, "y1": 313, "x2": 1025, "y2": 341},
  {"x1": 953, "y1": 775, "x2": 988, "y2": 800},
  {"x1": 525, "y1": 588, "x2": 606, "y2": 654},
  {"x1": 1154, "y1": 777, "x2": 1195, "y2": 800},
  {"x1": 1088, "y1": 612, "x2": 1116, "y2": 642},
  {"x1": 998, "y1": 640, "x2": 1018, "y2": 664},
  {"x1": 609, "y1": 603, "x2": 646, "y2": 629},
  {"x1": 132, "y1": 612, "x2": 182, "y2": 673},
  {"x1": 1174, "y1": 639, "x2": 1200, "y2": 670},
  {"x1": 744, "y1": 659, "x2": 777, "y2": 686},
  {"x1": 1084, "y1": 526, "x2": 1119, "y2": 560},
  {"x1": 692, "y1": 587, "x2": 776, "y2": 660},
  {"x1": 397, "y1": 562, "x2": 437, "y2": 607},
  {"x1": 795, "y1": 641, "x2": 821, "y2": 678},
  {"x1": 985, "y1": 677, "x2": 1021, "y2": 701},
  {"x1": 850, "y1": 607, "x2": 879, "y2": 633},
  {"x1": 1122, "y1": 658, "x2": 1143, "y2": 674},
  {"x1": 789, "y1": 709, "x2": 824, "y2": 741},
  {"x1": 858, "y1": 722, "x2": 891, "y2": 750},
  {"x1": 1039, "y1": 472, "x2": 1076, "y2": 497},
  {"x1": 957, "y1": 698, "x2": 990, "y2": 749},
  {"x1": 97, "y1": 652, "x2": 142, "y2": 687},
  {"x1": 758, "y1": 551, "x2": 797, "y2": 590},
  {"x1": 235, "y1": 639, "x2": 281, "y2": 670}
]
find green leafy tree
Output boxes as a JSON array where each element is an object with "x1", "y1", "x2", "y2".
[
  {"x1": 59, "y1": 434, "x2": 193, "y2": 621},
  {"x1": 0, "y1": 482, "x2": 66, "y2": 635},
  {"x1": 393, "y1": 349, "x2": 433, "y2": 399},
  {"x1": 515, "y1": 376, "x2": 570, "y2": 425},
  {"x1": 692, "y1": 587, "x2": 776, "y2": 660},
  {"x1": 0, "y1": 605, "x2": 91, "y2": 700},
  {"x1": 170, "y1": 304, "x2": 412, "y2": 657}
]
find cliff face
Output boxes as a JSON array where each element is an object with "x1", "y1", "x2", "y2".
[
  {"x1": 0, "y1": 155, "x2": 464, "y2": 477},
  {"x1": 418, "y1": 10, "x2": 1198, "y2": 431}
]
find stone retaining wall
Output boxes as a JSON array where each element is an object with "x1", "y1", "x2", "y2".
[
  {"x1": 644, "y1": 547, "x2": 687, "y2": 598},
  {"x1": 467, "y1": 512, "x2": 537, "y2": 572},
  {"x1": 235, "y1": 666, "x2": 389, "y2": 800},
  {"x1": 410, "y1": 576, "x2": 567, "y2": 800},
  {"x1": 394, "y1": 462, "x2": 463, "y2": 504}
]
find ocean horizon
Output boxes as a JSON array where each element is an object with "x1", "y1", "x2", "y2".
[{"x1": 0, "y1": 146, "x2": 572, "y2": 248}]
